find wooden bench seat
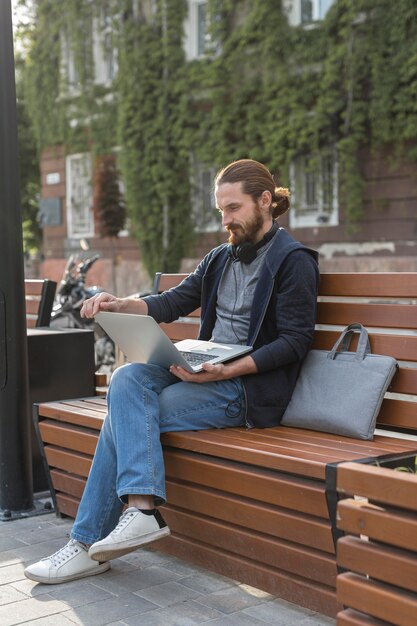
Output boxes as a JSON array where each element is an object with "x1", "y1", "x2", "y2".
[
  {"x1": 25, "y1": 278, "x2": 56, "y2": 327},
  {"x1": 34, "y1": 272, "x2": 417, "y2": 617},
  {"x1": 336, "y1": 462, "x2": 417, "y2": 626}
]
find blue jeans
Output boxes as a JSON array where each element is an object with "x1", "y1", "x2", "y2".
[{"x1": 71, "y1": 362, "x2": 246, "y2": 544}]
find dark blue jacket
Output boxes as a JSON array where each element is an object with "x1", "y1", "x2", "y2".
[{"x1": 144, "y1": 228, "x2": 319, "y2": 428}]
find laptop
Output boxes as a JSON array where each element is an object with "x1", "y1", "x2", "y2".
[{"x1": 96, "y1": 311, "x2": 252, "y2": 373}]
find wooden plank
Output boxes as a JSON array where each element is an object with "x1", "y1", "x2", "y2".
[
  {"x1": 337, "y1": 608, "x2": 394, "y2": 626},
  {"x1": 50, "y1": 469, "x2": 86, "y2": 499},
  {"x1": 337, "y1": 463, "x2": 417, "y2": 511},
  {"x1": 166, "y1": 480, "x2": 335, "y2": 553},
  {"x1": 337, "y1": 536, "x2": 417, "y2": 593},
  {"x1": 38, "y1": 402, "x2": 106, "y2": 429},
  {"x1": 156, "y1": 273, "x2": 188, "y2": 291},
  {"x1": 38, "y1": 421, "x2": 99, "y2": 456},
  {"x1": 377, "y1": 399, "x2": 417, "y2": 431},
  {"x1": 158, "y1": 535, "x2": 340, "y2": 617},
  {"x1": 160, "y1": 321, "x2": 200, "y2": 341},
  {"x1": 162, "y1": 506, "x2": 337, "y2": 586},
  {"x1": 319, "y1": 273, "x2": 417, "y2": 298},
  {"x1": 163, "y1": 449, "x2": 329, "y2": 517},
  {"x1": 44, "y1": 447, "x2": 92, "y2": 478},
  {"x1": 317, "y1": 302, "x2": 417, "y2": 330},
  {"x1": 337, "y1": 499, "x2": 417, "y2": 551},
  {"x1": 55, "y1": 493, "x2": 80, "y2": 518},
  {"x1": 390, "y1": 367, "x2": 417, "y2": 395},
  {"x1": 25, "y1": 299, "x2": 41, "y2": 315},
  {"x1": 313, "y1": 330, "x2": 417, "y2": 362},
  {"x1": 337, "y1": 572, "x2": 417, "y2": 626},
  {"x1": 24, "y1": 279, "x2": 44, "y2": 296}
]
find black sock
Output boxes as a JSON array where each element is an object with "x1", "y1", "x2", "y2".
[{"x1": 140, "y1": 508, "x2": 156, "y2": 516}]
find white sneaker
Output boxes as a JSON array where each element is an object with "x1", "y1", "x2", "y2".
[
  {"x1": 89, "y1": 507, "x2": 170, "y2": 562},
  {"x1": 24, "y1": 539, "x2": 110, "y2": 584}
]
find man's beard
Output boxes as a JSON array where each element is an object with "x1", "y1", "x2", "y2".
[{"x1": 227, "y1": 208, "x2": 264, "y2": 246}]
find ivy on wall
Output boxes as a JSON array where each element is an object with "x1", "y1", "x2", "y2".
[{"x1": 19, "y1": 0, "x2": 417, "y2": 274}]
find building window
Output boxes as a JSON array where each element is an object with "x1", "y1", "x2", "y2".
[
  {"x1": 289, "y1": 151, "x2": 338, "y2": 228},
  {"x1": 191, "y1": 163, "x2": 220, "y2": 232},
  {"x1": 61, "y1": 31, "x2": 80, "y2": 94},
  {"x1": 93, "y1": 8, "x2": 118, "y2": 85},
  {"x1": 66, "y1": 154, "x2": 94, "y2": 237},
  {"x1": 184, "y1": 0, "x2": 212, "y2": 61},
  {"x1": 284, "y1": 0, "x2": 335, "y2": 27}
]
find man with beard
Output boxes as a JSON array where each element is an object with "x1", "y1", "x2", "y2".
[{"x1": 25, "y1": 159, "x2": 319, "y2": 585}]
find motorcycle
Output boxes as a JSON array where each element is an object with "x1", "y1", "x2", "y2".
[{"x1": 50, "y1": 252, "x2": 116, "y2": 375}]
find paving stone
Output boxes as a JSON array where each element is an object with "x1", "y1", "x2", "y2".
[
  {"x1": 0, "y1": 537, "x2": 28, "y2": 552},
  {"x1": 119, "y1": 548, "x2": 172, "y2": 569},
  {"x1": 134, "y1": 580, "x2": 202, "y2": 608},
  {"x1": 299, "y1": 614, "x2": 336, "y2": 625},
  {"x1": 46, "y1": 579, "x2": 114, "y2": 608},
  {"x1": 16, "y1": 614, "x2": 79, "y2": 625},
  {"x1": 243, "y1": 596, "x2": 315, "y2": 625},
  {"x1": 197, "y1": 612, "x2": 268, "y2": 626},
  {"x1": 10, "y1": 577, "x2": 59, "y2": 598},
  {"x1": 2, "y1": 537, "x2": 67, "y2": 564},
  {"x1": 0, "y1": 595, "x2": 69, "y2": 626},
  {"x1": 0, "y1": 585, "x2": 28, "y2": 605},
  {"x1": 12, "y1": 524, "x2": 71, "y2": 546},
  {"x1": 92, "y1": 564, "x2": 182, "y2": 595},
  {"x1": 179, "y1": 571, "x2": 237, "y2": 594},
  {"x1": 123, "y1": 598, "x2": 223, "y2": 625},
  {"x1": 0, "y1": 563, "x2": 26, "y2": 585},
  {"x1": 63, "y1": 592, "x2": 159, "y2": 625},
  {"x1": 195, "y1": 584, "x2": 270, "y2": 615}
]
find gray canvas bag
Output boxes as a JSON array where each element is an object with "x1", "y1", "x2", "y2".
[{"x1": 281, "y1": 323, "x2": 398, "y2": 440}]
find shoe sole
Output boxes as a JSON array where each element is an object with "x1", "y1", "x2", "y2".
[
  {"x1": 24, "y1": 561, "x2": 110, "y2": 585},
  {"x1": 89, "y1": 526, "x2": 171, "y2": 561}
]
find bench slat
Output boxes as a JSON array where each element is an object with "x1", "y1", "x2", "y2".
[
  {"x1": 39, "y1": 421, "x2": 99, "y2": 456},
  {"x1": 166, "y1": 480, "x2": 334, "y2": 553},
  {"x1": 319, "y1": 273, "x2": 417, "y2": 298},
  {"x1": 162, "y1": 507, "x2": 337, "y2": 586},
  {"x1": 337, "y1": 536, "x2": 417, "y2": 593},
  {"x1": 337, "y1": 499, "x2": 417, "y2": 551},
  {"x1": 317, "y1": 302, "x2": 417, "y2": 329},
  {"x1": 164, "y1": 449, "x2": 328, "y2": 517},
  {"x1": 50, "y1": 469, "x2": 86, "y2": 500},
  {"x1": 336, "y1": 608, "x2": 392, "y2": 626},
  {"x1": 45, "y1": 447, "x2": 92, "y2": 478},
  {"x1": 337, "y1": 572, "x2": 417, "y2": 626},
  {"x1": 313, "y1": 330, "x2": 417, "y2": 362},
  {"x1": 337, "y1": 462, "x2": 417, "y2": 510}
]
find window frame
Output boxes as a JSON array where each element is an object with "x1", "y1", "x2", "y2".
[
  {"x1": 289, "y1": 150, "x2": 339, "y2": 229},
  {"x1": 66, "y1": 153, "x2": 95, "y2": 239}
]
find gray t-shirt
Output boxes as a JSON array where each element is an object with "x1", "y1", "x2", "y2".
[{"x1": 211, "y1": 239, "x2": 274, "y2": 345}]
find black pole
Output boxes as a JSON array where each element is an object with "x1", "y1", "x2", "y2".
[{"x1": 0, "y1": 0, "x2": 33, "y2": 514}]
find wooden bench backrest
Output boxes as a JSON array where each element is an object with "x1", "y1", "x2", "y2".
[
  {"x1": 336, "y1": 462, "x2": 417, "y2": 625},
  {"x1": 153, "y1": 271, "x2": 417, "y2": 436},
  {"x1": 24, "y1": 279, "x2": 57, "y2": 328}
]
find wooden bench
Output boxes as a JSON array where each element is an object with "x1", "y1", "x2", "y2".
[
  {"x1": 336, "y1": 462, "x2": 417, "y2": 626},
  {"x1": 33, "y1": 272, "x2": 417, "y2": 617},
  {"x1": 25, "y1": 278, "x2": 57, "y2": 327}
]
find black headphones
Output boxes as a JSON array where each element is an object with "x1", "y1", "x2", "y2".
[{"x1": 228, "y1": 222, "x2": 279, "y2": 264}]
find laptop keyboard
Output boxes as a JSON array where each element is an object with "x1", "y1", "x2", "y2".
[{"x1": 179, "y1": 350, "x2": 221, "y2": 366}]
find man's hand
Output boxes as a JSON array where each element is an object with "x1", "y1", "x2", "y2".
[
  {"x1": 170, "y1": 354, "x2": 258, "y2": 383},
  {"x1": 81, "y1": 292, "x2": 148, "y2": 318},
  {"x1": 169, "y1": 362, "x2": 228, "y2": 383}
]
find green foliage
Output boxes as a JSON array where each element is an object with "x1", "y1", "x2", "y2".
[
  {"x1": 18, "y1": 0, "x2": 417, "y2": 270},
  {"x1": 15, "y1": 55, "x2": 41, "y2": 254}
]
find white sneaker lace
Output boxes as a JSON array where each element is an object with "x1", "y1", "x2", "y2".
[
  {"x1": 45, "y1": 539, "x2": 83, "y2": 567},
  {"x1": 112, "y1": 508, "x2": 138, "y2": 535}
]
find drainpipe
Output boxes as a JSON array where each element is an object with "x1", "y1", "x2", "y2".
[{"x1": 0, "y1": 0, "x2": 33, "y2": 517}]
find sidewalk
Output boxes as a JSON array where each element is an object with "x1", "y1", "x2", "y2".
[{"x1": 0, "y1": 513, "x2": 336, "y2": 626}]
